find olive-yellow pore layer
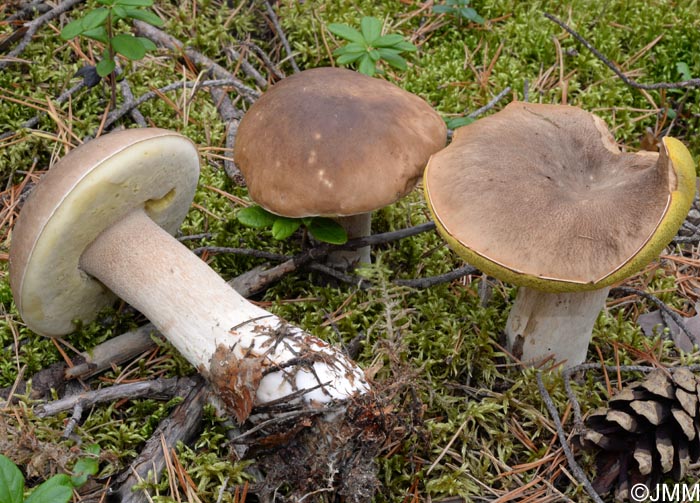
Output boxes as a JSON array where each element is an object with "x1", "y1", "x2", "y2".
[{"x1": 424, "y1": 102, "x2": 696, "y2": 293}]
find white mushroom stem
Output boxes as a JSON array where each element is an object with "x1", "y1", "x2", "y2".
[
  {"x1": 326, "y1": 213, "x2": 372, "y2": 269},
  {"x1": 79, "y1": 209, "x2": 368, "y2": 418},
  {"x1": 505, "y1": 286, "x2": 610, "y2": 368}
]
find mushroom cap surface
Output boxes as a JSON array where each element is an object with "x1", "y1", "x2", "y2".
[
  {"x1": 424, "y1": 101, "x2": 696, "y2": 292},
  {"x1": 233, "y1": 67, "x2": 447, "y2": 217},
  {"x1": 10, "y1": 128, "x2": 200, "y2": 336}
]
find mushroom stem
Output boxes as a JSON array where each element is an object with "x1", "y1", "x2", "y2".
[
  {"x1": 325, "y1": 212, "x2": 372, "y2": 269},
  {"x1": 505, "y1": 286, "x2": 610, "y2": 368},
  {"x1": 79, "y1": 208, "x2": 368, "y2": 411}
]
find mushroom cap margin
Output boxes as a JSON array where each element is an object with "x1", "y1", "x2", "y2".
[
  {"x1": 424, "y1": 105, "x2": 696, "y2": 292},
  {"x1": 9, "y1": 128, "x2": 201, "y2": 336}
]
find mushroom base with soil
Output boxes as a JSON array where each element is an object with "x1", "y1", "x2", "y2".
[
  {"x1": 505, "y1": 286, "x2": 610, "y2": 368},
  {"x1": 10, "y1": 128, "x2": 382, "y2": 499}
]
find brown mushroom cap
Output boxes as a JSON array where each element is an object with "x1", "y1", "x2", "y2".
[
  {"x1": 424, "y1": 101, "x2": 696, "y2": 291},
  {"x1": 9, "y1": 128, "x2": 200, "y2": 336},
  {"x1": 233, "y1": 67, "x2": 447, "y2": 217}
]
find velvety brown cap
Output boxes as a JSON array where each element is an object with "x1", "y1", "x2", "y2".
[
  {"x1": 234, "y1": 67, "x2": 447, "y2": 217},
  {"x1": 424, "y1": 101, "x2": 693, "y2": 289}
]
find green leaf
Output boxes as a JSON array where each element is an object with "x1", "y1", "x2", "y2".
[
  {"x1": 60, "y1": 19, "x2": 86, "y2": 40},
  {"x1": 0, "y1": 455, "x2": 24, "y2": 503},
  {"x1": 392, "y1": 40, "x2": 417, "y2": 52},
  {"x1": 115, "y1": 0, "x2": 154, "y2": 6},
  {"x1": 676, "y1": 61, "x2": 692, "y2": 80},
  {"x1": 336, "y1": 52, "x2": 365, "y2": 65},
  {"x1": 327, "y1": 23, "x2": 365, "y2": 44},
  {"x1": 111, "y1": 34, "x2": 147, "y2": 60},
  {"x1": 446, "y1": 116, "x2": 475, "y2": 129},
  {"x1": 97, "y1": 0, "x2": 116, "y2": 5},
  {"x1": 82, "y1": 26, "x2": 108, "y2": 43},
  {"x1": 271, "y1": 217, "x2": 301, "y2": 240},
  {"x1": 378, "y1": 50, "x2": 407, "y2": 70},
  {"x1": 71, "y1": 450, "x2": 99, "y2": 488},
  {"x1": 137, "y1": 36, "x2": 157, "y2": 51},
  {"x1": 237, "y1": 205, "x2": 276, "y2": 228},
  {"x1": 307, "y1": 218, "x2": 347, "y2": 244},
  {"x1": 432, "y1": 5, "x2": 456, "y2": 14},
  {"x1": 81, "y1": 8, "x2": 110, "y2": 30},
  {"x1": 124, "y1": 8, "x2": 164, "y2": 26},
  {"x1": 360, "y1": 16, "x2": 382, "y2": 44},
  {"x1": 96, "y1": 57, "x2": 116, "y2": 76},
  {"x1": 333, "y1": 42, "x2": 367, "y2": 56},
  {"x1": 368, "y1": 49, "x2": 381, "y2": 62},
  {"x1": 460, "y1": 7, "x2": 484, "y2": 23},
  {"x1": 371, "y1": 33, "x2": 405, "y2": 48},
  {"x1": 358, "y1": 53, "x2": 376, "y2": 76},
  {"x1": 25, "y1": 475, "x2": 73, "y2": 503},
  {"x1": 112, "y1": 5, "x2": 128, "y2": 19}
]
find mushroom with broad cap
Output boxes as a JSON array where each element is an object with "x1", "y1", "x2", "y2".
[
  {"x1": 424, "y1": 101, "x2": 696, "y2": 367},
  {"x1": 233, "y1": 66, "x2": 447, "y2": 268},
  {"x1": 9, "y1": 128, "x2": 369, "y2": 420}
]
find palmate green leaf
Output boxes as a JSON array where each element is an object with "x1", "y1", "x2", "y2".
[
  {"x1": 111, "y1": 33, "x2": 147, "y2": 60},
  {"x1": 237, "y1": 205, "x2": 275, "y2": 228},
  {"x1": 333, "y1": 42, "x2": 367, "y2": 56},
  {"x1": 96, "y1": 56, "x2": 116, "y2": 76},
  {"x1": 392, "y1": 40, "x2": 417, "y2": 52},
  {"x1": 336, "y1": 52, "x2": 365, "y2": 65},
  {"x1": 0, "y1": 455, "x2": 24, "y2": 503},
  {"x1": 371, "y1": 33, "x2": 404, "y2": 48},
  {"x1": 307, "y1": 218, "x2": 347, "y2": 244},
  {"x1": 271, "y1": 217, "x2": 301, "y2": 240},
  {"x1": 377, "y1": 49, "x2": 407, "y2": 70},
  {"x1": 327, "y1": 23, "x2": 364, "y2": 44},
  {"x1": 124, "y1": 7, "x2": 164, "y2": 26},
  {"x1": 358, "y1": 53, "x2": 376, "y2": 76},
  {"x1": 25, "y1": 475, "x2": 73, "y2": 503},
  {"x1": 360, "y1": 16, "x2": 382, "y2": 44}
]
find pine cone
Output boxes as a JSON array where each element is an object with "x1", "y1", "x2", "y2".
[{"x1": 580, "y1": 369, "x2": 700, "y2": 500}]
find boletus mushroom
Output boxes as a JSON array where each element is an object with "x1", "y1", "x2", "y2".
[
  {"x1": 424, "y1": 102, "x2": 696, "y2": 367},
  {"x1": 9, "y1": 128, "x2": 369, "y2": 419},
  {"x1": 234, "y1": 66, "x2": 447, "y2": 268}
]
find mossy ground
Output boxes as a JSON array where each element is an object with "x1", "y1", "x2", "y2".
[{"x1": 1, "y1": 0, "x2": 700, "y2": 501}]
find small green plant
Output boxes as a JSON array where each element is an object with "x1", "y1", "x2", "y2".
[
  {"x1": 0, "y1": 446, "x2": 99, "y2": 503},
  {"x1": 432, "y1": 0, "x2": 485, "y2": 24},
  {"x1": 445, "y1": 116, "x2": 475, "y2": 130},
  {"x1": 237, "y1": 205, "x2": 348, "y2": 244},
  {"x1": 327, "y1": 16, "x2": 416, "y2": 76},
  {"x1": 60, "y1": 0, "x2": 163, "y2": 104}
]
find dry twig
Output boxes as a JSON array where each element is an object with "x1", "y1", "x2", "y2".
[{"x1": 544, "y1": 13, "x2": 700, "y2": 90}]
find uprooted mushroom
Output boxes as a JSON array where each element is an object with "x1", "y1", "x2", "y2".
[
  {"x1": 424, "y1": 102, "x2": 697, "y2": 368},
  {"x1": 9, "y1": 128, "x2": 385, "y2": 499}
]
